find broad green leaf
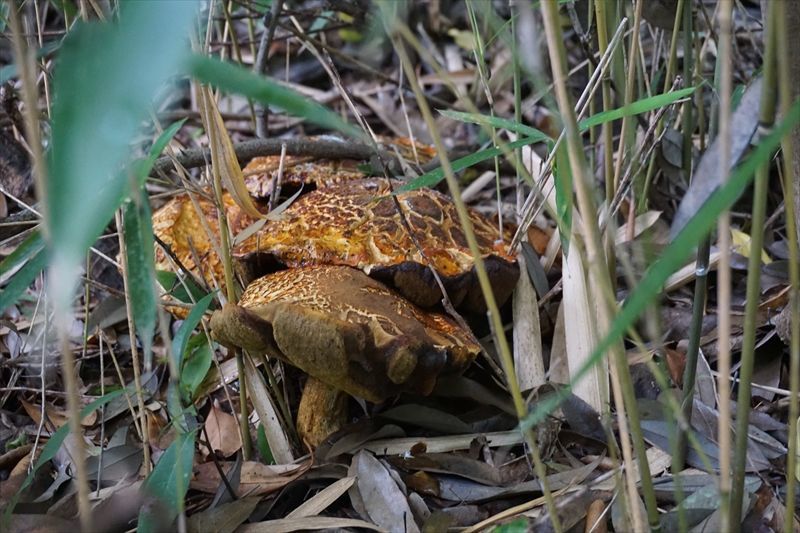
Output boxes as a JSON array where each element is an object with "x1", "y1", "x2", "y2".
[
  {"x1": 138, "y1": 431, "x2": 196, "y2": 533},
  {"x1": 520, "y1": 97, "x2": 800, "y2": 432},
  {"x1": 187, "y1": 54, "x2": 362, "y2": 140},
  {"x1": 0, "y1": 388, "x2": 126, "y2": 527},
  {"x1": 122, "y1": 192, "x2": 157, "y2": 370},
  {"x1": 45, "y1": 1, "x2": 197, "y2": 311},
  {"x1": 172, "y1": 292, "x2": 215, "y2": 369}
]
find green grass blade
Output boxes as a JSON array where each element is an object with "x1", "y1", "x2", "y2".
[
  {"x1": 520, "y1": 96, "x2": 800, "y2": 431},
  {"x1": 187, "y1": 54, "x2": 362, "y2": 139},
  {"x1": 133, "y1": 119, "x2": 187, "y2": 188},
  {"x1": 45, "y1": 1, "x2": 196, "y2": 309}
]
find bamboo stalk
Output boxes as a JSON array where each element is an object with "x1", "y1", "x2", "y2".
[
  {"x1": 539, "y1": 1, "x2": 660, "y2": 529},
  {"x1": 716, "y1": 1, "x2": 735, "y2": 531},
  {"x1": 774, "y1": 2, "x2": 800, "y2": 529},
  {"x1": 730, "y1": 4, "x2": 778, "y2": 524}
]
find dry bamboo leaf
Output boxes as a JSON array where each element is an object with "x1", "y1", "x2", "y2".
[
  {"x1": 199, "y1": 86, "x2": 263, "y2": 220},
  {"x1": 237, "y1": 516, "x2": 386, "y2": 533},
  {"x1": 513, "y1": 250, "x2": 546, "y2": 390},
  {"x1": 20, "y1": 398, "x2": 97, "y2": 428},
  {"x1": 664, "y1": 251, "x2": 721, "y2": 292},
  {"x1": 585, "y1": 499, "x2": 609, "y2": 533},
  {"x1": 285, "y1": 477, "x2": 356, "y2": 519},
  {"x1": 549, "y1": 302, "x2": 570, "y2": 384},
  {"x1": 186, "y1": 495, "x2": 260, "y2": 533},
  {"x1": 243, "y1": 352, "x2": 294, "y2": 464},
  {"x1": 562, "y1": 237, "x2": 606, "y2": 412},
  {"x1": 614, "y1": 210, "x2": 662, "y2": 245}
]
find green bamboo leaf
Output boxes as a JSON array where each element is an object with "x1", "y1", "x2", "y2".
[
  {"x1": 138, "y1": 431, "x2": 196, "y2": 533},
  {"x1": 155, "y1": 270, "x2": 207, "y2": 304},
  {"x1": 577, "y1": 85, "x2": 697, "y2": 130},
  {"x1": 440, "y1": 86, "x2": 696, "y2": 140},
  {"x1": 180, "y1": 334, "x2": 213, "y2": 400},
  {"x1": 132, "y1": 119, "x2": 187, "y2": 188},
  {"x1": 45, "y1": 1, "x2": 197, "y2": 311},
  {"x1": 0, "y1": 230, "x2": 44, "y2": 280},
  {"x1": 397, "y1": 136, "x2": 537, "y2": 192},
  {"x1": 407, "y1": 87, "x2": 697, "y2": 192},
  {"x1": 0, "y1": 231, "x2": 47, "y2": 313},
  {"x1": 187, "y1": 54, "x2": 362, "y2": 140},
  {"x1": 122, "y1": 192, "x2": 157, "y2": 369},
  {"x1": 172, "y1": 292, "x2": 215, "y2": 369},
  {"x1": 553, "y1": 142, "x2": 572, "y2": 249},
  {"x1": 438, "y1": 108, "x2": 552, "y2": 141},
  {"x1": 520, "y1": 96, "x2": 800, "y2": 432}
]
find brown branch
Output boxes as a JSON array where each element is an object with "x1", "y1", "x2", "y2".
[{"x1": 150, "y1": 137, "x2": 393, "y2": 176}]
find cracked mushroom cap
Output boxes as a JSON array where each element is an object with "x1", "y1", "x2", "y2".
[
  {"x1": 236, "y1": 178, "x2": 519, "y2": 312},
  {"x1": 242, "y1": 136, "x2": 436, "y2": 198},
  {"x1": 151, "y1": 191, "x2": 258, "y2": 295},
  {"x1": 210, "y1": 265, "x2": 480, "y2": 402}
]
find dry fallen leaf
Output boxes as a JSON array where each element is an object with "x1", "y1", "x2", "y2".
[
  {"x1": 349, "y1": 450, "x2": 420, "y2": 533},
  {"x1": 20, "y1": 398, "x2": 96, "y2": 428},
  {"x1": 731, "y1": 228, "x2": 772, "y2": 264},
  {"x1": 201, "y1": 400, "x2": 243, "y2": 458},
  {"x1": 191, "y1": 460, "x2": 309, "y2": 496}
]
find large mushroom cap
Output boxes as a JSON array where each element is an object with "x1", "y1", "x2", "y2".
[
  {"x1": 236, "y1": 178, "x2": 519, "y2": 311},
  {"x1": 210, "y1": 265, "x2": 480, "y2": 402}
]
